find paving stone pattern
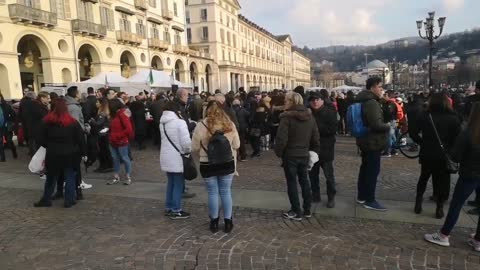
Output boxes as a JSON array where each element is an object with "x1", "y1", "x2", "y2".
[{"x1": 0, "y1": 188, "x2": 479, "y2": 270}]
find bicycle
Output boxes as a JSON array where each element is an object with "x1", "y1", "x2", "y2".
[{"x1": 395, "y1": 132, "x2": 420, "y2": 159}]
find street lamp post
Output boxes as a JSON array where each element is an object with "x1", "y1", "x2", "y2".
[{"x1": 416, "y1": 11, "x2": 446, "y2": 88}]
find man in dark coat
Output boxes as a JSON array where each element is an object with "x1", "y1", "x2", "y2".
[
  {"x1": 308, "y1": 92, "x2": 338, "y2": 207},
  {"x1": 355, "y1": 77, "x2": 390, "y2": 211},
  {"x1": 19, "y1": 91, "x2": 49, "y2": 156},
  {"x1": 82, "y1": 87, "x2": 98, "y2": 121},
  {"x1": 129, "y1": 93, "x2": 147, "y2": 150},
  {"x1": 150, "y1": 93, "x2": 166, "y2": 146},
  {"x1": 275, "y1": 92, "x2": 320, "y2": 221}
]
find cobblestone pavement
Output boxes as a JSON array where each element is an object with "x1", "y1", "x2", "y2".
[
  {"x1": 4, "y1": 136, "x2": 424, "y2": 201},
  {"x1": 1, "y1": 188, "x2": 480, "y2": 270}
]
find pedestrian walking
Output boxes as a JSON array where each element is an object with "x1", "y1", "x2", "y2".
[
  {"x1": 107, "y1": 98, "x2": 134, "y2": 185},
  {"x1": 0, "y1": 93, "x2": 18, "y2": 162},
  {"x1": 424, "y1": 102, "x2": 480, "y2": 249},
  {"x1": 355, "y1": 77, "x2": 390, "y2": 211},
  {"x1": 192, "y1": 101, "x2": 240, "y2": 233},
  {"x1": 275, "y1": 92, "x2": 320, "y2": 221},
  {"x1": 411, "y1": 92, "x2": 461, "y2": 218}
]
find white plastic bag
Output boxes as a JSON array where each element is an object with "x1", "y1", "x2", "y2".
[
  {"x1": 28, "y1": 147, "x2": 46, "y2": 174},
  {"x1": 308, "y1": 151, "x2": 319, "y2": 171}
]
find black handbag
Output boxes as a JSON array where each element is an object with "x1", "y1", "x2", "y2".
[
  {"x1": 428, "y1": 114, "x2": 459, "y2": 174},
  {"x1": 162, "y1": 124, "x2": 197, "y2": 180}
]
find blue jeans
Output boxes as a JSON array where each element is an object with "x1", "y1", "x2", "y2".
[
  {"x1": 357, "y1": 150, "x2": 381, "y2": 203},
  {"x1": 385, "y1": 121, "x2": 397, "y2": 154},
  {"x1": 205, "y1": 174, "x2": 234, "y2": 219},
  {"x1": 43, "y1": 168, "x2": 77, "y2": 204},
  {"x1": 166, "y1": 172, "x2": 185, "y2": 212},
  {"x1": 109, "y1": 145, "x2": 132, "y2": 175},
  {"x1": 441, "y1": 176, "x2": 480, "y2": 236}
]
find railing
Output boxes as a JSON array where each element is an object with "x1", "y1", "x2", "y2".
[
  {"x1": 134, "y1": 0, "x2": 148, "y2": 10},
  {"x1": 200, "y1": 36, "x2": 209, "y2": 42},
  {"x1": 84, "y1": 0, "x2": 99, "y2": 3},
  {"x1": 72, "y1": 19, "x2": 106, "y2": 38},
  {"x1": 148, "y1": 38, "x2": 169, "y2": 50},
  {"x1": 173, "y1": 44, "x2": 189, "y2": 54},
  {"x1": 116, "y1": 30, "x2": 143, "y2": 45},
  {"x1": 162, "y1": 10, "x2": 174, "y2": 20},
  {"x1": 8, "y1": 4, "x2": 57, "y2": 27}
]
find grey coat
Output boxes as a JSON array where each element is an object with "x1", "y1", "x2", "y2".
[{"x1": 65, "y1": 96, "x2": 85, "y2": 131}]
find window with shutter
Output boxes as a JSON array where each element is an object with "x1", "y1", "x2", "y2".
[
  {"x1": 64, "y1": 0, "x2": 71, "y2": 18},
  {"x1": 100, "y1": 6, "x2": 107, "y2": 26},
  {"x1": 50, "y1": 0, "x2": 65, "y2": 19},
  {"x1": 186, "y1": 28, "x2": 191, "y2": 43},
  {"x1": 76, "y1": 0, "x2": 85, "y2": 20},
  {"x1": 173, "y1": 2, "x2": 177, "y2": 16},
  {"x1": 33, "y1": 0, "x2": 40, "y2": 8},
  {"x1": 149, "y1": 0, "x2": 156, "y2": 8},
  {"x1": 0, "y1": 0, "x2": 5, "y2": 4},
  {"x1": 107, "y1": 9, "x2": 114, "y2": 31}
]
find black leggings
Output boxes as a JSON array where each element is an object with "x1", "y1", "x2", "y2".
[{"x1": 416, "y1": 160, "x2": 450, "y2": 203}]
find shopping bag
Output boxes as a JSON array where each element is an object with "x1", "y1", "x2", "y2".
[{"x1": 28, "y1": 147, "x2": 46, "y2": 174}]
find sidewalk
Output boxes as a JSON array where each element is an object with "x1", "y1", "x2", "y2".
[{"x1": 0, "y1": 170, "x2": 477, "y2": 228}]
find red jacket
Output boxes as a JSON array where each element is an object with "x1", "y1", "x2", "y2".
[{"x1": 109, "y1": 109, "x2": 133, "y2": 147}]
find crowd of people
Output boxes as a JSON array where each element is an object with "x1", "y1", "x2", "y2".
[{"x1": 0, "y1": 78, "x2": 479, "y2": 246}]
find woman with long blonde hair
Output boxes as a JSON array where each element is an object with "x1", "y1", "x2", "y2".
[{"x1": 192, "y1": 101, "x2": 240, "y2": 233}]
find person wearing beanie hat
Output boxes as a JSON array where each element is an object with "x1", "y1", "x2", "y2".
[{"x1": 308, "y1": 91, "x2": 338, "y2": 208}]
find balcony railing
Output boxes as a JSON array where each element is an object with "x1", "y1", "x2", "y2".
[
  {"x1": 162, "y1": 10, "x2": 174, "y2": 20},
  {"x1": 72, "y1": 19, "x2": 106, "y2": 38},
  {"x1": 172, "y1": 44, "x2": 189, "y2": 55},
  {"x1": 8, "y1": 4, "x2": 57, "y2": 27},
  {"x1": 116, "y1": 30, "x2": 143, "y2": 46},
  {"x1": 134, "y1": 0, "x2": 147, "y2": 11},
  {"x1": 148, "y1": 38, "x2": 169, "y2": 51}
]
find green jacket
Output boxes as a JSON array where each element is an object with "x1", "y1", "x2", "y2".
[
  {"x1": 355, "y1": 90, "x2": 390, "y2": 152},
  {"x1": 274, "y1": 105, "x2": 320, "y2": 158}
]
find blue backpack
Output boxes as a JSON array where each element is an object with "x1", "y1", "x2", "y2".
[
  {"x1": 347, "y1": 103, "x2": 368, "y2": 138},
  {"x1": 0, "y1": 106, "x2": 5, "y2": 128}
]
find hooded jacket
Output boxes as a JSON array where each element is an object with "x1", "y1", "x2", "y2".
[
  {"x1": 65, "y1": 95, "x2": 85, "y2": 131},
  {"x1": 274, "y1": 105, "x2": 320, "y2": 158},
  {"x1": 355, "y1": 90, "x2": 390, "y2": 152},
  {"x1": 159, "y1": 111, "x2": 192, "y2": 173}
]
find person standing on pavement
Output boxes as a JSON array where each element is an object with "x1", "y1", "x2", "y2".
[
  {"x1": 275, "y1": 92, "x2": 320, "y2": 221},
  {"x1": 150, "y1": 93, "x2": 166, "y2": 147},
  {"x1": 0, "y1": 93, "x2": 18, "y2": 162},
  {"x1": 192, "y1": 101, "x2": 240, "y2": 233},
  {"x1": 308, "y1": 92, "x2": 338, "y2": 208},
  {"x1": 410, "y1": 92, "x2": 461, "y2": 218},
  {"x1": 424, "y1": 102, "x2": 480, "y2": 250},
  {"x1": 232, "y1": 98, "x2": 250, "y2": 162},
  {"x1": 160, "y1": 101, "x2": 192, "y2": 219},
  {"x1": 355, "y1": 77, "x2": 390, "y2": 211},
  {"x1": 20, "y1": 91, "x2": 49, "y2": 157},
  {"x1": 107, "y1": 99, "x2": 134, "y2": 186},
  {"x1": 90, "y1": 98, "x2": 113, "y2": 173},
  {"x1": 34, "y1": 98, "x2": 86, "y2": 208},
  {"x1": 65, "y1": 87, "x2": 92, "y2": 194},
  {"x1": 129, "y1": 93, "x2": 147, "y2": 150}
]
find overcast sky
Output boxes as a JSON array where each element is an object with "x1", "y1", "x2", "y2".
[{"x1": 239, "y1": 0, "x2": 479, "y2": 47}]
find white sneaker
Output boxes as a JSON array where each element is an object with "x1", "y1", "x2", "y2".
[
  {"x1": 80, "y1": 181, "x2": 93, "y2": 189},
  {"x1": 123, "y1": 176, "x2": 132, "y2": 185},
  {"x1": 424, "y1": 232, "x2": 450, "y2": 247},
  {"x1": 39, "y1": 174, "x2": 46, "y2": 180}
]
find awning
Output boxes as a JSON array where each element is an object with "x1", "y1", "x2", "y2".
[
  {"x1": 147, "y1": 17, "x2": 163, "y2": 25},
  {"x1": 172, "y1": 25, "x2": 184, "y2": 32},
  {"x1": 115, "y1": 6, "x2": 135, "y2": 16}
]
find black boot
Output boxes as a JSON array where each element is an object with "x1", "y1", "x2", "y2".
[
  {"x1": 326, "y1": 195, "x2": 335, "y2": 208},
  {"x1": 12, "y1": 147, "x2": 18, "y2": 159},
  {"x1": 209, "y1": 218, "x2": 219, "y2": 233},
  {"x1": 414, "y1": 196, "x2": 423, "y2": 214},
  {"x1": 76, "y1": 188, "x2": 84, "y2": 200},
  {"x1": 436, "y1": 203, "x2": 444, "y2": 219},
  {"x1": 33, "y1": 199, "x2": 52, "y2": 207},
  {"x1": 224, "y1": 218, "x2": 234, "y2": 233}
]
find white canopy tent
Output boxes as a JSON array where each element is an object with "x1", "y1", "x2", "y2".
[
  {"x1": 67, "y1": 72, "x2": 128, "y2": 91},
  {"x1": 332, "y1": 85, "x2": 363, "y2": 93},
  {"x1": 127, "y1": 69, "x2": 193, "y2": 91}
]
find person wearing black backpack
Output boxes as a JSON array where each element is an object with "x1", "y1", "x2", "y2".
[{"x1": 192, "y1": 101, "x2": 240, "y2": 233}]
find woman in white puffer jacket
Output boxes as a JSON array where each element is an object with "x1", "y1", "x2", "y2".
[{"x1": 160, "y1": 101, "x2": 192, "y2": 219}]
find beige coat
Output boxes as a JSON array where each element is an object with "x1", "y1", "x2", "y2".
[{"x1": 191, "y1": 119, "x2": 241, "y2": 176}]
